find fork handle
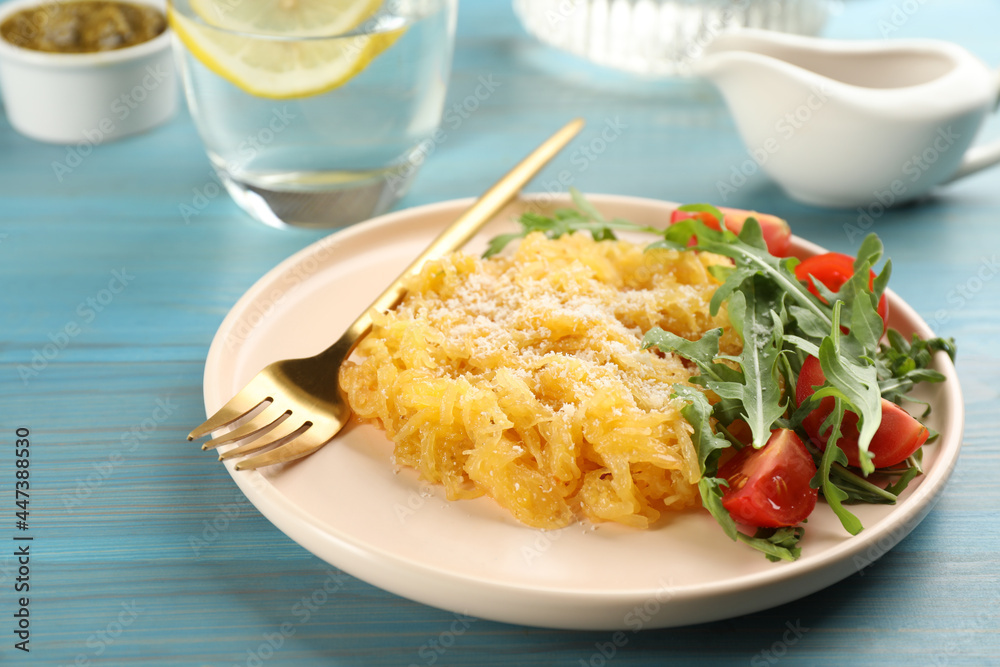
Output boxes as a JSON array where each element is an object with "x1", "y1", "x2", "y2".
[{"x1": 315, "y1": 117, "x2": 586, "y2": 364}]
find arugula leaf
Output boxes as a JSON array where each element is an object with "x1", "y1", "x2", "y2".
[
  {"x1": 855, "y1": 233, "x2": 885, "y2": 273},
  {"x1": 846, "y1": 284, "x2": 885, "y2": 359},
  {"x1": 678, "y1": 218, "x2": 832, "y2": 328},
  {"x1": 814, "y1": 303, "x2": 882, "y2": 475},
  {"x1": 713, "y1": 277, "x2": 787, "y2": 450},
  {"x1": 483, "y1": 232, "x2": 524, "y2": 259},
  {"x1": 570, "y1": 187, "x2": 608, "y2": 222},
  {"x1": 789, "y1": 303, "x2": 836, "y2": 339},
  {"x1": 858, "y1": 233, "x2": 891, "y2": 303},
  {"x1": 699, "y1": 477, "x2": 740, "y2": 541},
  {"x1": 675, "y1": 202, "x2": 726, "y2": 224},
  {"x1": 876, "y1": 331, "x2": 955, "y2": 407},
  {"x1": 671, "y1": 384, "x2": 732, "y2": 475},
  {"x1": 747, "y1": 526, "x2": 806, "y2": 561},
  {"x1": 883, "y1": 464, "x2": 922, "y2": 497},
  {"x1": 809, "y1": 398, "x2": 864, "y2": 535},
  {"x1": 829, "y1": 463, "x2": 903, "y2": 504},
  {"x1": 642, "y1": 328, "x2": 740, "y2": 386},
  {"x1": 643, "y1": 328, "x2": 746, "y2": 427},
  {"x1": 481, "y1": 187, "x2": 661, "y2": 257}
]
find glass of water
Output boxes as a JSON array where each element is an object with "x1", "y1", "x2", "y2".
[{"x1": 169, "y1": 0, "x2": 457, "y2": 229}]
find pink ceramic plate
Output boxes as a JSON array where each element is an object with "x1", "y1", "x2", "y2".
[{"x1": 201, "y1": 194, "x2": 963, "y2": 630}]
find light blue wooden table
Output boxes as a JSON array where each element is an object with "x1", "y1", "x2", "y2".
[{"x1": 2, "y1": 0, "x2": 999, "y2": 664}]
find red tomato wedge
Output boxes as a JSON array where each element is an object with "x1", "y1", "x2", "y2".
[
  {"x1": 796, "y1": 355, "x2": 929, "y2": 468},
  {"x1": 670, "y1": 207, "x2": 792, "y2": 257},
  {"x1": 794, "y1": 252, "x2": 889, "y2": 330},
  {"x1": 718, "y1": 429, "x2": 818, "y2": 528}
]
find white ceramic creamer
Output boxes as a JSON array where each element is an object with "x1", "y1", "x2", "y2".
[{"x1": 693, "y1": 28, "x2": 1000, "y2": 208}]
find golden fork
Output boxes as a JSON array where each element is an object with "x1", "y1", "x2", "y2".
[{"x1": 189, "y1": 118, "x2": 586, "y2": 470}]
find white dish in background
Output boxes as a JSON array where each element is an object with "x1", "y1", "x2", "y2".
[
  {"x1": 511, "y1": 0, "x2": 833, "y2": 76},
  {"x1": 201, "y1": 193, "x2": 963, "y2": 630},
  {"x1": 0, "y1": 0, "x2": 176, "y2": 144}
]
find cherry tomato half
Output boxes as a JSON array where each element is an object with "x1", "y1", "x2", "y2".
[
  {"x1": 794, "y1": 252, "x2": 889, "y2": 330},
  {"x1": 669, "y1": 207, "x2": 792, "y2": 257},
  {"x1": 718, "y1": 428, "x2": 818, "y2": 528},
  {"x1": 796, "y1": 355, "x2": 929, "y2": 468}
]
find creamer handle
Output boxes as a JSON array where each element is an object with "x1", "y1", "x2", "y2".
[{"x1": 947, "y1": 66, "x2": 1000, "y2": 182}]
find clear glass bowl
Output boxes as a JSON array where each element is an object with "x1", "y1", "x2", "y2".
[{"x1": 513, "y1": 0, "x2": 837, "y2": 76}]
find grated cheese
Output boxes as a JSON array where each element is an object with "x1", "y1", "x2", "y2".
[{"x1": 340, "y1": 232, "x2": 738, "y2": 529}]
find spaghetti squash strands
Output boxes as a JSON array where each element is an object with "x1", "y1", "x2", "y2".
[{"x1": 340, "y1": 233, "x2": 738, "y2": 529}]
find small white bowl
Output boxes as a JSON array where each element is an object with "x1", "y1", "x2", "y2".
[{"x1": 0, "y1": 0, "x2": 176, "y2": 144}]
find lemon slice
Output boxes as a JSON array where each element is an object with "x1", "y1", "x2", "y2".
[{"x1": 168, "y1": 0, "x2": 403, "y2": 100}]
